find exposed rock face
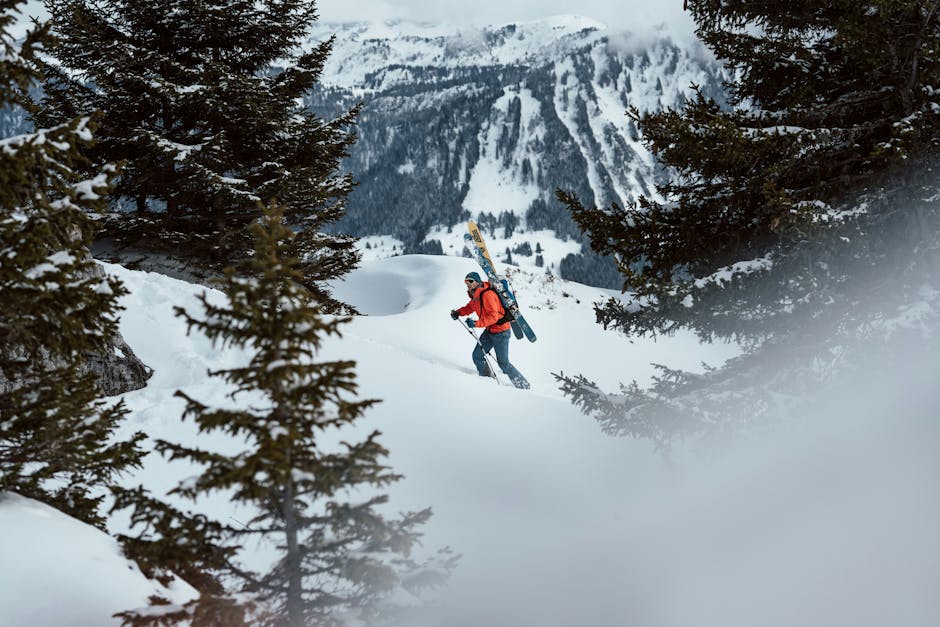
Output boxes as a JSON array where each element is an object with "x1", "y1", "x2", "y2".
[
  {"x1": 0, "y1": 337, "x2": 151, "y2": 398},
  {"x1": 84, "y1": 262, "x2": 152, "y2": 397},
  {"x1": 82, "y1": 332, "x2": 152, "y2": 397},
  {"x1": 0, "y1": 263, "x2": 151, "y2": 399}
]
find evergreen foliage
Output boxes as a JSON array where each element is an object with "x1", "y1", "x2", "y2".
[
  {"x1": 112, "y1": 484, "x2": 242, "y2": 626},
  {"x1": 0, "y1": 1, "x2": 144, "y2": 526},
  {"x1": 39, "y1": 0, "x2": 360, "y2": 306},
  {"x1": 558, "y1": 0, "x2": 940, "y2": 437},
  {"x1": 558, "y1": 246, "x2": 622, "y2": 290},
  {"x1": 406, "y1": 238, "x2": 443, "y2": 255},
  {"x1": 121, "y1": 204, "x2": 451, "y2": 626}
]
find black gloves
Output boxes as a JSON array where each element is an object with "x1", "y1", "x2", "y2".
[{"x1": 450, "y1": 310, "x2": 460, "y2": 320}]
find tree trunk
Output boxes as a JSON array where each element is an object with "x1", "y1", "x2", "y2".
[{"x1": 282, "y1": 444, "x2": 304, "y2": 627}]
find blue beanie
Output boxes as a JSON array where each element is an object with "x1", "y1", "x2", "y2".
[{"x1": 465, "y1": 271, "x2": 482, "y2": 284}]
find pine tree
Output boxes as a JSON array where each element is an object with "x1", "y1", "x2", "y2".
[
  {"x1": 558, "y1": 1, "x2": 940, "y2": 438},
  {"x1": 39, "y1": 0, "x2": 360, "y2": 306},
  {"x1": 0, "y1": 0, "x2": 144, "y2": 526},
  {"x1": 121, "y1": 203, "x2": 451, "y2": 626}
]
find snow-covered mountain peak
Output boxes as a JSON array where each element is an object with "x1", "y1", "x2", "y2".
[
  {"x1": 481, "y1": 14, "x2": 607, "y2": 39},
  {"x1": 304, "y1": 15, "x2": 727, "y2": 281},
  {"x1": 312, "y1": 16, "x2": 616, "y2": 89},
  {"x1": 317, "y1": 14, "x2": 605, "y2": 42},
  {"x1": 316, "y1": 18, "x2": 456, "y2": 43}
]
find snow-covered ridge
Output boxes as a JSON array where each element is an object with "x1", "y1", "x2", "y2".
[
  {"x1": 319, "y1": 14, "x2": 605, "y2": 41},
  {"x1": 310, "y1": 15, "x2": 713, "y2": 94},
  {"x1": 310, "y1": 15, "x2": 615, "y2": 90}
]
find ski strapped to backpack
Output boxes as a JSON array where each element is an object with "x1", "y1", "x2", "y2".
[{"x1": 464, "y1": 221, "x2": 537, "y2": 342}]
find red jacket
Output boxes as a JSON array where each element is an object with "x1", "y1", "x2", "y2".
[{"x1": 456, "y1": 282, "x2": 511, "y2": 333}]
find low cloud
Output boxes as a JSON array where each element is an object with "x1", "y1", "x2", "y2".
[{"x1": 317, "y1": 0, "x2": 697, "y2": 40}]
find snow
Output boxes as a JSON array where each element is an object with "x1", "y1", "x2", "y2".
[
  {"x1": 0, "y1": 493, "x2": 194, "y2": 627},
  {"x1": 4, "y1": 11, "x2": 938, "y2": 624},
  {"x1": 462, "y1": 87, "x2": 545, "y2": 218},
  {"x1": 693, "y1": 256, "x2": 774, "y2": 289},
  {"x1": 24, "y1": 251, "x2": 74, "y2": 279},
  {"x1": 423, "y1": 223, "x2": 582, "y2": 276},
  {"x1": 73, "y1": 171, "x2": 110, "y2": 200},
  {"x1": 0, "y1": 254, "x2": 726, "y2": 624},
  {"x1": 356, "y1": 235, "x2": 407, "y2": 263},
  {"x1": 7, "y1": 251, "x2": 940, "y2": 626},
  {"x1": 311, "y1": 16, "x2": 607, "y2": 89},
  {"x1": 396, "y1": 160, "x2": 415, "y2": 175}
]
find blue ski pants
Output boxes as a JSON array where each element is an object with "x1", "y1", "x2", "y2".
[{"x1": 472, "y1": 328, "x2": 530, "y2": 389}]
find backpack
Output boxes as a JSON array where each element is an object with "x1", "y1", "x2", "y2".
[{"x1": 480, "y1": 285, "x2": 516, "y2": 326}]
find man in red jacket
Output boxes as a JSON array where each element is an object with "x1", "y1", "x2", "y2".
[{"x1": 451, "y1": 272, "x2": 530, "y2": 389}]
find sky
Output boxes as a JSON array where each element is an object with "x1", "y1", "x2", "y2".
[
  {"x1": 11, "y1": 0, "x2": 697, "y2": 42},
  {"x1": 317, "y1": 0, "x2": 696, "y2": 36},
  {"x1": 12, "y1": 0, "x2": 694, "y2": 32}
]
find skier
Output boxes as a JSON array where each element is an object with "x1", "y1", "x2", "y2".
[{"x1": 450, "y1": 271, "x2": 530, "y2": 389}]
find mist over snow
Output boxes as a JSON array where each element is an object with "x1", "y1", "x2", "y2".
[
  {"x1": 307, "y1": 15, "x2": 616, "y2": 90},
  {"x1": 4, "y1": 254, "x2": 940, "y2": 626}
]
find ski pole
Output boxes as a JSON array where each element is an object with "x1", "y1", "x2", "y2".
[{"x1": 453, "y1": 318, "x2": 501, "y2": 384}]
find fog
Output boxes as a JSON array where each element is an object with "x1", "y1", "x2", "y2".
[
  {"x1": 317, "y1": 0, "x2": 697, "y2": 39},
  {"x1": 392, "y1": 304, "x2": 940, "y2": 626}
]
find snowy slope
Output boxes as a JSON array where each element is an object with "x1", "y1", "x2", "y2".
[
  {"x1": 0, "y1": 255, "x2": 733, "y2": 625},
  {"x1": 7, "y1": 256, "x2": 940, "y2": 626},
  {"x1": 0, "y1": 493, "x2": 194, "y2": 627}
]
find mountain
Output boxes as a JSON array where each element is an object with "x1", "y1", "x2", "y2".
[
  {"x1": 305, "y1": 16, "x2": 727, "y2": 286},
  {"x1": 2, "y1": 12, "x2": 726, "y2": 288}
]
